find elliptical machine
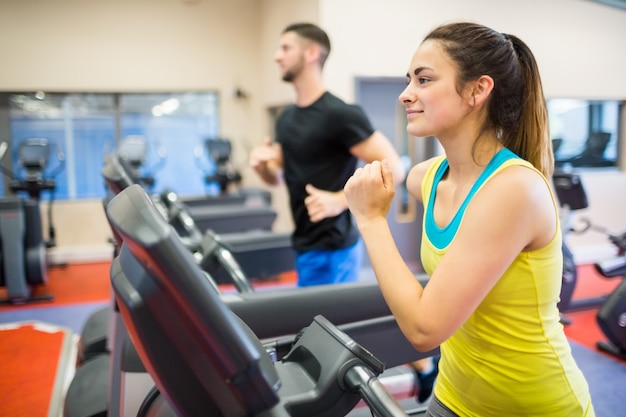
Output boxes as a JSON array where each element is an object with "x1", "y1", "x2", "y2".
[
  {"x1": 0, "y1": 138, "x2": 64, "y2": 304},
  {"x1": 194, "y1": 137, "x2": 242, "y2": 195},
  {"x1": 115, "y1": 135, "x2": 165, "y2": 192}
]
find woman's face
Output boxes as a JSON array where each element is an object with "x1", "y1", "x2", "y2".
[{"x1": 399, "y1": 40, "x2": 470, "y2": 139}]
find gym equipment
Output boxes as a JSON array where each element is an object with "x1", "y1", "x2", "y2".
[
  {"x1": 103, "y1": 143, "x2": 295, "y2": 285},
  {"x1": 566, "y1": 132, "x2": 614, "y2": 168},
  {"x1": 104, "y1": 183, "x2": 436, "y2": 416},
  {"x1": 552, "y1": 171, "x2": 585, "y2": 316},
  {"x1": 103, "y1": 150, "x2": 292, "y2": 288},
  {"x1": 559, "y1": 242, "x2": 578, "y2": 315},
  {"x1": 66, "y1": 147, "x2": 289, "y2": 417},
  {"x1": 65, "y1": 184, "x2": 436, "y2": 417},
  {"x1": 553, "y1": 171, "x2": 608, "y2": 313},
  {"x1": 593, "y1": 226, "x2": 626, "y2": 360},
  {"x1": 554, "y1": 131, "x2": 615, "y2": 168},
  {"x1": 0, "y1": 138, "x2": 64, "y2": 304},
  {"x1": 189, "y1": 137, "x2": 279, "y2": 233},
  {"x1": 69, "y1": 280, "x2": 434, "y2": 417},
  {"x1": 118, "y1": 135, "x2": 278, "y2": 234},
  {"x1": 554, "y1": 170, "x2": 626, "y2": 354},
  {"x1": 180, "y1": 187, "x2": 272, "y2": 209},
  {"x1": 9, "y1": 137, "x2": 65, "y2": 248},
  {"x1": 0, "y1": 196, "x2": 51, "y2": 304},
  {"x1": 77, "y1": 151, "x2": 257, "y2": 361},
  {"x1": 195, "y1": 138, "x2": 242, "y2": 194},
  {"x1": 159, "y1": 190, "x2": 293, "y2": 286},
  {"x1": 187, "y1": 202, "x2": 278, "y2": 234},
  {"x1": 79, "y1": 148, "x2": 277, "y2": 361},
  {"x1": 115, "y1": 135, "x2": 166, "y2": 191},
  {"x1": 79, "y1": 142, "x2": 286, "y2": 354}
]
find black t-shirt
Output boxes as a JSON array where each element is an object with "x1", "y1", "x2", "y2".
[{"x1": 275, "y1": 91, "x2": 375, "y2": 252}]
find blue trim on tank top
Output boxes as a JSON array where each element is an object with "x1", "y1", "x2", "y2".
[{"x1": 425, "y1": 148, "x2": 519, "y2": 250}]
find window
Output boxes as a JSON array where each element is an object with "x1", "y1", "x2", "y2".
[
  {"x1": 548, "y1": 98, "x2": 622, "y2": 169},
  {"x1": 2, "y1": 91, "x2": 220, "y2": 200},
  {"x1": 118, "y1": 93, "x2": 220, "y2": 196}
]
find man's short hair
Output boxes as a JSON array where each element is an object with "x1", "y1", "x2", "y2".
[{"x1": 283, "y1": 22, "x2": 331, "y2": 67}]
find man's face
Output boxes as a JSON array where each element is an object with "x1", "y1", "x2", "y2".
[{"x1": 274, "y1": 31, "x2": 306, "y2": 82}]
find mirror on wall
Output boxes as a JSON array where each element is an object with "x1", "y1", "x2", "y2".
[{"x1": 548, "y1": 98, "x2": 622, "y2": 169}]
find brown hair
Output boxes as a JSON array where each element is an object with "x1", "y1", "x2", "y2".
[
  {"x1": 283, "y1": 22, "x2": 331, "y2": 68},
  {"x1": 424, "y1": 22, "x2": 553, "y2": 177}
]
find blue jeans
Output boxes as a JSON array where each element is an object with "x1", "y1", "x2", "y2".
[{"x1": 295, "y1": 240, "x2": 363, "y2": 287}]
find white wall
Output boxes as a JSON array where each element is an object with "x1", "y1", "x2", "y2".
[
  {"x1": 319, "y1": 0, "x2": 626, "y2": 100},
  {"x1": 1, "y1": 0, "x2": 625, "y2": 263}
]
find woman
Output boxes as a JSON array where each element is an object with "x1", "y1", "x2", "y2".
[{"x1": 344, "y1": 21, "x2": 594, "y2": 416}]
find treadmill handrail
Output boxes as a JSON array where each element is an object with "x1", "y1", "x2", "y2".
[{"x1": 344, "y1": 364, "x2": 409, "y2": 417}]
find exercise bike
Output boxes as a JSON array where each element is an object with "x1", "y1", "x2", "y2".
[
  {"x1": 552, "y1": 171, "x2": 624, "y2": 316},
  {"x1": 0, "y1": 138, "x2": 65, "y2": 304},
  {"x1": 552, "y1": 171, "x2": 588, "y2": 320},
  {"x1": 552, "y1": 171, "x2": 626, "y2": 359},
  {"x1": 587, "y1": 222, "x2": 626, "y2": 360}
]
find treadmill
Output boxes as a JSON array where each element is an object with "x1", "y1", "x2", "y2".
[{"x1": 101, "y1": 184, "x2": 437, "y2": 416}]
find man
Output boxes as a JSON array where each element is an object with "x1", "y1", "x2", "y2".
[{"x1": 249, "y1": 22, "x2": 405, "y2": 286}]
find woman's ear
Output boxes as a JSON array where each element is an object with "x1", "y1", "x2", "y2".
[{"x1": 468, "y1": 75, "x2": 494, "y2": 107}]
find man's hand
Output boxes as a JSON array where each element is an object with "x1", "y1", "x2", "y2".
[
  {"x1": 249, "y1": 136, "x2": 282, "y2": 185},
  {"x1": 249, "y1": 136, "x2": 277, "y2": 170},
  {"x1": 304, "y1": 184, "x2": 348, "y2": 223}
]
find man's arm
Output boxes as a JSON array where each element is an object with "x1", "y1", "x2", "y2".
[
  {"x1": 350, "y1": 131, "x2": 407, "y2": 185},
  {"x1": 304, "y1": 131, "x2": 406, "y2": 223}
]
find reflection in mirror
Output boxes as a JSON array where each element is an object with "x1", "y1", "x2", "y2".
[{"x1": 548, "y1": 99, "x2": 622, "y2": 169}]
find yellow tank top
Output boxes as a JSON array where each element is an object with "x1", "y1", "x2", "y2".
[{"x1": 421, "y1": 149, "x2": 594, "y2": 416}]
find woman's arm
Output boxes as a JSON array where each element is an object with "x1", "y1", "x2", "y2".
[{"x1": 345, "y1": 162, "x2": 556, "y2": 351}]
